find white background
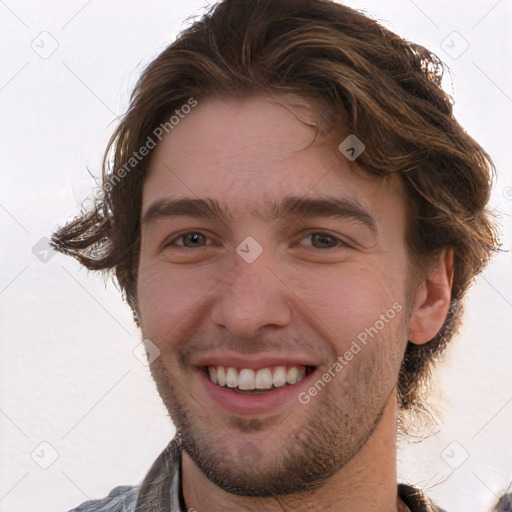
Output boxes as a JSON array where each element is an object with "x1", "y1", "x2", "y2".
[{"x1": 0, "y1": 1, "x2": 511, "y2": 511}]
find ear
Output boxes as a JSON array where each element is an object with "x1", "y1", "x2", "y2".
[{"x1": 408, "y1": 248, "x2": 454, "y2": 345}]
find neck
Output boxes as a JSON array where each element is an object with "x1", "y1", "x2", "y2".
[{"x1": 182, "y1": 393, "x2": 402, "y2": 512}]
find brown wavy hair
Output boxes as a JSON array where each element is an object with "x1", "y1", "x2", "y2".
[{"x1": 51, "y1": 0, "x2": 499, "y2": 423}]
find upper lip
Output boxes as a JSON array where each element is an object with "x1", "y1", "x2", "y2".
[{"x1": 193, "y1": 352, "x2": 318, "y2": 370}]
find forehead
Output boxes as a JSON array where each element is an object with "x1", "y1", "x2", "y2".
[{"x1": 142, "y1": 95, "x2": 407, "y2": 226}]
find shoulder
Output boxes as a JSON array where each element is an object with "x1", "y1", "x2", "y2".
[
  {"x1": 494, "y1": 492, "x2": 512, "y2": 511},
  {"x1": 66, "y1": 485, "x2": 140, "y2": 512}
]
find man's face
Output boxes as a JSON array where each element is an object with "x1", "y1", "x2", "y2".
[{"x1": 137, "y1": 95, "x2": 412, "y2": 495}]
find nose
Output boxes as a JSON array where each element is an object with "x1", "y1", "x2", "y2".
[{"x1": 210, "y1": 254, "x2": 292, "y2": 339}]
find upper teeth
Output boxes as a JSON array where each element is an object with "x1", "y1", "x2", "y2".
[{"x1": 208, "y1": 365, "x2": 307, "y2": 390}]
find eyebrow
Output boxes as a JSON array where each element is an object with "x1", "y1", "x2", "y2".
[{"x1": 141, "y1": 196, "x2": 378, "y2": 235}]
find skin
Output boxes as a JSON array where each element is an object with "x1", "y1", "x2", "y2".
[{"x1": 136, "y1": 95, "x2": 453, "y2": 512}]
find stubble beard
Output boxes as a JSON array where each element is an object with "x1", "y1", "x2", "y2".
[{"x1": 147, "y1": 337, "x2": 400, "y2": 497}]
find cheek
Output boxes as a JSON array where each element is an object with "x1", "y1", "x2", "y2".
[
  {"x1": 137, "y1": 261, "x2": 218, "y2": 338},
  {"x1": 280, "y1": 261, "x2": 404, "y2": 340}
]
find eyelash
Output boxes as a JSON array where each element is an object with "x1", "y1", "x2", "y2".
[{"x1": 163, "y1": 231, "x2": 348, "y2": 250}]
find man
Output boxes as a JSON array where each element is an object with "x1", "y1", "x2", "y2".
[{"x1": 51, "y1": 0, "x2": 501, "y2": 511}]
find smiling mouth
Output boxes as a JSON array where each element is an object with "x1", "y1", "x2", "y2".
[{"x1": 201, "y1": 365, "x2": 316, "y2": 394}]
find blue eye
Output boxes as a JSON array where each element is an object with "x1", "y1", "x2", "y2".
[
  {"x1": 166, "y1": 232, "x2": 211, "y2": 249},
  {"x1": 302, "y1": 232, "x2": 346, "y2": 249}
]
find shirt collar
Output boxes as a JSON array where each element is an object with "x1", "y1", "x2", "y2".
[{"x1": 169, "y1": 454, "x2": 183, "y2": 512}]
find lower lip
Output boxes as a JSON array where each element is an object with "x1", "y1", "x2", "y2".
[{"x1": 198, "y1": 368, "x2": 318, "y2": 415}]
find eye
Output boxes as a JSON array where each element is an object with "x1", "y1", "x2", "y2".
[
  {"x1": 164, "y1": 231, "x2": 214, "y2": 249},
  {"x1": 300, "y1": 232, "x2": 348, "y2": 249}
]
